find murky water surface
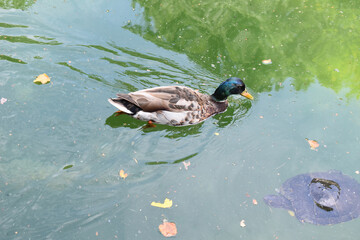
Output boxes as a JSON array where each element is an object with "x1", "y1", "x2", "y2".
[{"x1": 1, "y1": 0, "x2": 360, "y2": 239}]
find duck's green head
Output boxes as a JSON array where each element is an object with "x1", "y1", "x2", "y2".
[{"x1": 212, "y1": 77, "x2": 254, "y2": 101}]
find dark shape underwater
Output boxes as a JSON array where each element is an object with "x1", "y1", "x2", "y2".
[{"x1": 264, "y1": 170, "x2": 360, "y2": 225}]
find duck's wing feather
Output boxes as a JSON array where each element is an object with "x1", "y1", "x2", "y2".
[{"x1": 117, "y1": 86, "x2": 203, "y2": 112}]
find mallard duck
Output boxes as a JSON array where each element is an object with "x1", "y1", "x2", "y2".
[{"x1": 108, "y1": 77, "x2": 253, "y2": 126}]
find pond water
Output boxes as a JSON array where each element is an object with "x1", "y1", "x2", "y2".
[{"x1": 1, "y1": 0, "x2": 360, "y2": 239}]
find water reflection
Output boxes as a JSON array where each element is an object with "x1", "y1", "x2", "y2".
[
  {"x1": 107, "y1": 43, "x2": 207, "y2": 88},
  {"x1": 81, "y1": 45, "x2": 119, "y2": 56},
  {"x1": 0, "y1": 35, "x2": 61, "y2": 45},
  {"x1": 0, "y1": 20, "x2": 63, "y2": 67},
  {"x1": 146, "y1": 152, "x2": 198, "y2": 165},
  {"x1": 0, "y1": 54, "x2": 26, "y2": 64},
  {"x1": 59, "y1": 42, "x2": 209, "y2": 90},
  {"x1": 213, "y1": 100, "x2": 252, "y2": 127},
  {"x1": 0, "y1": 0, "x2": 35, "y2": 10},
  {"x1": 57, "y1": 62, "x2": 109, "y2": 85},
  {"x1": 128, "y1": 0, "x2": 360, "y2": 98},
  {"x1": 0, "y1": 22, "x2": 28, "y2": 28},
  {"x1": 105, "y1": 112, "x2": 203, "y2": 138}
]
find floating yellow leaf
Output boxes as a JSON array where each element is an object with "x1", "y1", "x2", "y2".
[
  {"x1": 288, "y1": 210, "x2": 295, "y2": 217},
  {"x1": 34, "y1": 73, "x2": 51, "y2": 84},
  {"x1": 119, "y1": 169, "x2": 128, "y2": 179},
  {"x1": 151, "y1": 198, "x2": 173, "y2": 208},
  {"x1": 305, "y1": 138, "x2": 319, "y2": 150},
  {"x1": 159, "y1": 221, "x2": 177, "y2": 237}
]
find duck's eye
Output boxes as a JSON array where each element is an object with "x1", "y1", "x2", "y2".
[{"x1": 230, "y1": 85, "x2": 242, "y2": 94}]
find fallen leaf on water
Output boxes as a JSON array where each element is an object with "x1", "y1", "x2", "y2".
[
  {"x1": 34, "y1": 73, "x2": 51, "y2": 84},
  {"x1": 252, "y1": 199, "x2": 258, "y2": 205},
  {"x1": 355, "y1": 170, "x2": 359, "y2": 175},
  {"x1": 151, "y1": 198, "x2": 173, "y2": 208},
  {"x1": 1, "y1": 97, "x2": 7, "y2": 104},
  {"x1": 63, "y1": 164, "x2": 73, "y2": 170},
  {"x1": 262, "y1": 59, "x2": 272, "y2": 65},
  {"x1": 183, "y1": 161, "x2": 191, "y2": 170},
  {"x1": 119, "y1": 169, "x2": 128, "y2": 179},
  {"x1": 288, "y1": 210, "x2": 295, "y2": 217},
  {"x1": 159, "y1": 221, "x2": 177, "y2": 237},
  {"x1": 240, "y1": 220, "x2": 246, "y2": 227},
  {"x1": 305, "y1": 138, "x2": 319, "y2": 150},
  {"x1": 214, "y1": 132, "x2": 219, "y2": 136}
]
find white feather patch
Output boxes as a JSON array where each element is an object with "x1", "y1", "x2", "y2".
[
  {"x1": 134, "y1": 110, "x2": 202, "y2": 126},
  {"x1": 108, "y1": 99, "x2": 133, "y2": 114}
]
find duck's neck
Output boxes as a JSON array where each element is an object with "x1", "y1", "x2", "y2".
[{"x1": 211, "y1": 91, "x2": 228, "y2": 102}]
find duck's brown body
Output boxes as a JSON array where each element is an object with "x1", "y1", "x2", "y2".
[{"x1": 108, "y1": 86, "x2": 228, "y2": 126}]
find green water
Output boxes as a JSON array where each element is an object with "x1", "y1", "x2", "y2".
[{"x1": 1, "y1": 0, "x2": 360, "y2": 239}]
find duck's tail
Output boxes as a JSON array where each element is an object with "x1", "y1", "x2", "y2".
[{"x1": 108, "y1": 98, "x2": 141, "y2": 115}]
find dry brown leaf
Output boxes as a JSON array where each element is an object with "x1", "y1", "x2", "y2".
[
  {"x1": 119, "y1": 169, "x2": 128, "y2": 179},
  {"x1": 34, "y1": 73, "x2": 51, "y2": 84},
  {"x1": 159, "y1": 221, "x2": 177, "y2": 237}
]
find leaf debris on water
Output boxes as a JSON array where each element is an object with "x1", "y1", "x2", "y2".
[
  {"x1": 63, "y1": 164, "x2": 73, "y2": 170},
  {"x1": 240, "y1": 219, "x2": 246, "y2": 227},
  {"x1": 34, "y1": 73, "x2": 51, "y2": 84},
  {"x1": 151, "y1": 198, "x2": 173, "y2": 208},
  {"x1": 1, "y1": 97, "x2": 7, "y2": 104},
  {"x1": 119, "y1": 169, "x2": 128, "y2": 179},
  {"x1": 288, "y1": 210, "x2": 295, "y2": 217},
  {"x1": 183, "y1": 161, "x2": 191, "y2": 170},
  {"x1": 252, "y1": 199, "x2": 258, "y2": 205},
  {"x1": 305, "y1": 138, "x2": 319, "y2": 150},
  {"x1": 262, "y1": 59, "x2": 272, "y2": 65},
  {"x1": 159, "y1": 220, "x2": 177, "y2": 237}
]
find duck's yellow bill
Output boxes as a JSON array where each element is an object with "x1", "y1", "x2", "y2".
[{"x1": 241, "y1": 89, "x2": 254, "y2": 100}]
